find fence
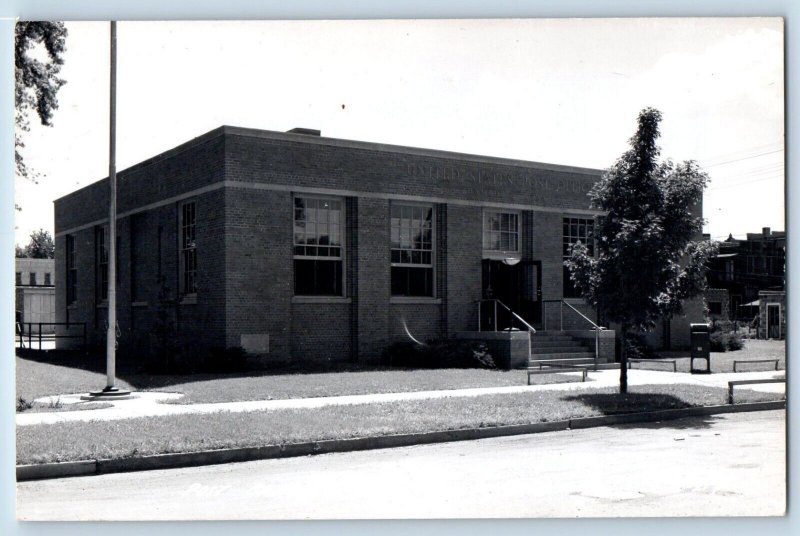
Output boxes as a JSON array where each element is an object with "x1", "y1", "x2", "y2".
[{"x1": 16, "y1": 322, "x2": 87, "y2": 351}]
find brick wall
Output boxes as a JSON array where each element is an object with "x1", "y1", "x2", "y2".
[
  {"x1": 355, "y1": 197, "x2": 391, "y2": 363},
  {"x1": 54, "y1": 126, "x2": 605, "y2": 365},
  {"x1": 224, "y1": 187, "x2": 292, "y2": 360},
  {"x1": 445, "y1": 204, "x2": 482, "y2": 333},
  {"x1": 224, "y1": 129, "x2": 600, "y2": 212}
]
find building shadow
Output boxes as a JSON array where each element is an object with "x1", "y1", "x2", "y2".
[{"x1": 16, "y1": 348, "x2": 402, "y2": 390}]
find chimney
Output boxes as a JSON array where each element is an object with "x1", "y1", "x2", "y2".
[
  {"x1": 762, "y1": 227, "x2": 771, "y2": 236},
  {"x1": 287, "y1": 127, "x2": 321, "y2": 136}
]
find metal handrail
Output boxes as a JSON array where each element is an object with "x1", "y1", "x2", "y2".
[
  {"x1": 541, "y1": 299, "x2": 604, "y2": 371},
  {"x1": 561, "y1": 300, "x2": 604, "y2": 331},
  {"x1": 477, "y1": 299, "x2": 536, "y2": 333}
]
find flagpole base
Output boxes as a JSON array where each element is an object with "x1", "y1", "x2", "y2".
[{"x1": 81, "y1": 386, "x2": 133, "y2": 401}]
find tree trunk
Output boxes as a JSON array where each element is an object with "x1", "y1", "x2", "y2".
[{"x1": 619, "y1": 325, "x2": 628, "y2": 393}]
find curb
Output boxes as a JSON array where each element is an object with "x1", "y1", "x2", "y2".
[{"x1": 17, "y1": 400, "x2": 785, "y2": 481}]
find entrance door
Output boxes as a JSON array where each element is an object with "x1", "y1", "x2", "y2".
[
  {"x1": 481, "y1": 259, "x2": 540, "y2": 330},
  {"x1": 520, "y1": 260, "x2": 542, "y2": 327},
  {"x1": 767, "y1": 304, "x2": 781, "y2": 339}
]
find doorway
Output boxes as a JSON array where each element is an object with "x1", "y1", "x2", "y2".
[
  {"x1": 481, "y1": 259, "x2": 541, "y2": 330},
  {"x1": 766, "y1": 304, "x2": 781, "y2": 339}
]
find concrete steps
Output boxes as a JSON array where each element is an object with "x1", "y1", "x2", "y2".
[{"x1": 529, "y1": 330, "x2": 598, "y2": 367}]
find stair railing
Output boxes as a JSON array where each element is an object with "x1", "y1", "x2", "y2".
[
  {"x1": 477, "y1": 299, "x2": 536, "y2": 333},
  {"x1": 542, "y1": 299, "x2": 605, "y2": 371}
]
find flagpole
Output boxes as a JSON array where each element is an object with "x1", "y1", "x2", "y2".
[
  {"x1": 86, "y1": 20, "x2": 130, "y2": 400},
  {"x1": 106, "y1": 19, "x2": 117, "y2": 390}
]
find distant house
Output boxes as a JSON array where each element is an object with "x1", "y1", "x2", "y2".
[
  {"x1": 757, "y1": 290, "x2": 785, "y2": 340},
  {"x1": 15, "y1": 258, "x2": 56, "y2": 333},
  {"x1": 706, "y1": 227, "x2": 785, "y2": 323}
]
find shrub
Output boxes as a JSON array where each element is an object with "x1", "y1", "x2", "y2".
[
  {"x1": 622, "y1": 331, "x2": 654, "y2": 360},
  {"x1": 17, "y1": 397, "x2": 33, "y2": 413},
  {"x1": 709, "y1": 320, "x2": 744, "y2": 352},
  {"x1": 710, "y1": 331, "x2": 729, "y2": 352},
  {"x1": 382, "y1": 339, "x2": 495, "y2": 369},
  {"x1": 726, "y1": 332, "x2": 744, "y2": 351}
]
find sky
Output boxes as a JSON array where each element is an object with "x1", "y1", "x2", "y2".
[{"x1": 14, "y1": 18, "x2": 784, "y2": 245}]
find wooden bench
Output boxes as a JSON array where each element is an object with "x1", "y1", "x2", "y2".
[
  {"x1": 733, "y1": 359, "x2": 780, "y2": 372},
  {"x1": 627, "y1": 358, "x2": 677, "y2": 372},
  {"x1": 728, "y1": 378, "x2": 786, "y2": 404},
  {"x1": 527, "y1": 365, "x2": 588, "y2": 384}
]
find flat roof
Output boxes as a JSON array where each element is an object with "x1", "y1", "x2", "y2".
[
  {"x1": 56, "y1": 125, "x2": 604, "y2": 205},
  {"x1": 223, "y1": 126, "x2": 604, "y2": 177}
]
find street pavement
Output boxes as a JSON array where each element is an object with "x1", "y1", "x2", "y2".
[
  {"x1": 16, "y1": 409, "x2": 786, "y2": 520},
  {"x1": 17, "y1": 368, "x2": 786, "y2": 426}
]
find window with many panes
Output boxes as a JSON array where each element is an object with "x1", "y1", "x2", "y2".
[
  {"x1": 293, "y1": 196, "x2": 343, "y2": 296},
  {"x1": 44, "y1": 272, "x2": 52, "y2": 286},
  {"x1": 29, "y1": 272, "x2": 37, "y2": 286},
  {"x1": 483, "y1": 211, "x2": 519, "y2": 253},
  {"x1": 563, "y1": 217, "x2": 594, "y2": 298},
  {"x1": 180, "y1": 201, "x2": 197, "y2": 296},
  {"x1": 391, "y1": 203, "x2": 434, "y2": 297},
  {"x1": 66, "y1": 235, "x2": 77, "y2": 304},
  {"x1": 96, "y1": 226, "x2": 109, "y2": 301},
  {"x1": 16, "y1": 272, "x2": 22, "y2": 285}
]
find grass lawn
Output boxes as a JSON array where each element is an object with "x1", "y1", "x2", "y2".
[
  {"x1": 16, "y1": 383, "x2": 784, "y2": 465},
  {"x1": 15, "y1": 357, "x2": 136, "y2": 403},
  {"x1": 635, "y1": 339, "x2": 785, "y2": 373},
  {"x1": 17, "y1": 338, "x2": 784, "y2": 406},
  {"x1": 16, "y1": 356, "x2": 583, "y2": 406}
]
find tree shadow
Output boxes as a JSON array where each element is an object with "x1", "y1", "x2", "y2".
[{"x1": 562, "y1": 392, "x2": 721, "y2": 429}]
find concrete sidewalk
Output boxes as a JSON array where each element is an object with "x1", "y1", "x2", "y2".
[{"x1": 16, "y1": 368, "x2": 786, "y2": 427}]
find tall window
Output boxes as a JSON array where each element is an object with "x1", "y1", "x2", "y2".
[
  {"x1": 391, "y1": 203, "x2": 434, "y2": 297},
  {"x1": 15, "y1": 272, "x2": 22, "y2": 285},
  {"x1": 44, "y1": 272, "x2": 52, "y2": 286},
  {"x1": 66, "y1": 235, "x2": 77, "y2": 304},
  {"x1": 293, "y1": 196, "x2": 343, "y2": 296},
  {"x1": 483, "y1": 211, "x2": 519, "y2": 253},
  {"x1": 724, "y1": 260, "x2": 734, "y2": 282},
  {"x1": 29, "y1": 272, "x2": 37, "y2": 286},
  {"x1": 96, "y1": 226, "x2": 109, "y2": 301},
  {"x1": 180, "y1": 201, "x2": 197, "y2": 296},
  {"x1": 563, "y1": 217, "x2": 594, "y2": 298}
]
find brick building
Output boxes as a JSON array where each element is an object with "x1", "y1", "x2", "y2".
[
  {"x1": 54, "y1": 126, "x2": 698, "y2": 365},
  {"x1": 706, "y1": 228, "x2": 786, "y2": 321}
]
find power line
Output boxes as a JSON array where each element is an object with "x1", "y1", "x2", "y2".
[
  {"x1": 707, "y1": 175, "x2": 784, "y2": 190},
  {"x1": 702, "y1": 149, "x2": 784, "y2": 168},
  {"x1": 699, "y1": 142, "x2": 784, "y2": 164}
]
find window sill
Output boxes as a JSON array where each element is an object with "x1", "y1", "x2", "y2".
[
  {"x1": 67, "y1": 303, "x2": 78, "y2": 310},
  {"x1": 292, "y1": 296, "x2": 351, "y2": 304},
  {"x1": 131, "y1": 301, "x2": 149, "y2": 308},
  {"x1": 390, "y1": 297, "x2": 442, "y2": 305},
  {"x1": 96, "y1": 301, "x2": 108, "y2": 309},
  {"x1": 180, "y1": 294, "x2": 198, "y2": 305}
]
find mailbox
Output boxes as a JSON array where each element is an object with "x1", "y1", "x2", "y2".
[{"x1": 690, "y1": 323, "x2": 711, "y2": 374}]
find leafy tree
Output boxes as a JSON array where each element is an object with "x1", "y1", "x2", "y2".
[
  {"x1": 15, "y1": 21, "x2": 68, "y2": 180},
  {"x1": 565, "y1": 108, "x2": 715, "y2": 393},
  {"x1": 17, "y1": 229, "x2": 55, "y2": 259}
]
